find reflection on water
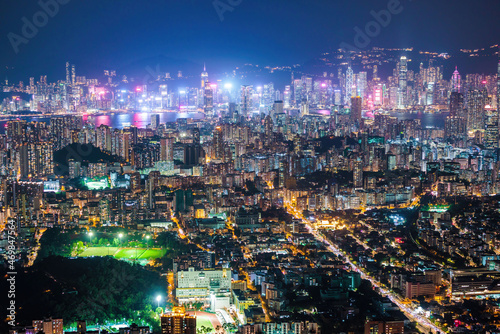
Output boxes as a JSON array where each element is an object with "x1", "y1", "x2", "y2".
[
  {"x1": 0, "y1": 110, "x2": 447, "y2": 132},
  {"x1": 83, "y1": 111, "x2": 205, "y2": 129},
  {"x1": 0, "y1": 111, "x2": 205, "y2": 133},
  {"x1": 388, "y1": 112, "x2": 448, "y2": 129}
]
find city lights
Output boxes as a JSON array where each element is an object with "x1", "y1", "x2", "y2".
[{"x1": 2, "y1": 2, "x2": 499, "y2": 332}]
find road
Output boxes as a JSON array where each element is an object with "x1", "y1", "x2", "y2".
[
  {"x1": 284, "y1": 202, "x2": 445, "y2": 334},
  {"x1": 26, "y1": 227, "x2": 46, "y2": 267},
  {"x1": 170, "y1": 211, "x2": 272, "y2": 322}
]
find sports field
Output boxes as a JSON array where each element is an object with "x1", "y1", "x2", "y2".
[
  {"x1": 77, "y1": 247, "x2": 166, "y2": 261},
  {"x1": 196, "y1": 316, "x2": 215, "y2": 332},
  {"x1": 78, "y1": 247, "x2": 119, "y2": 257}
]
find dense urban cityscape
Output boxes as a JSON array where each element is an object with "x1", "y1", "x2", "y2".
[{"x1": 2, "y1": 1, "x2": 500, "y2": 334}]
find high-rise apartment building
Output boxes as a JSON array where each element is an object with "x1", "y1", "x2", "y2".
[{"x1": 161, "y1": 307, "x2": 196, "y2": 334}]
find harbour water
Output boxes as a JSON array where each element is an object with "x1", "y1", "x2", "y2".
[{"x1": 0, "y1": 110, "x2": 447, "y2": 132}]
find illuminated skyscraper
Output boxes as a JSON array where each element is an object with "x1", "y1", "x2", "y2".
[
  {"x1": 398, "y1": 56, "x2": 408, "y2": 108},
  {"x1": 160, "y1": 136, "x2": 175, "y2": 161},
  {"x1": 264, "y1": 115, "x2": 274, "y2": 145},
  {"x1": 357, "y1": 71, "x2": 367, "y2": 98},
  {"x1": 96, "y1": 124, "x2": 112, "y2": 152},
  {"x1": 485, "y1": 60, "x2": 500, "y2": 148},
  {"x1": 66, "y1": 62, "x2": 71, "y2": 85},
  {"x1": 484, "y1": 111, "x2": 499, "y2": 149},
  {"x1": 350, "y1": 96, "x2": 362, "y2": 125},
  {"x1": 373, "y1": 65, "x2": 379, "y2": 82},
  {"x1": 201, "y1": 64, "x2": 208, "y2": 89},
  {"x1": 19, "y1": 142, "x2": 54, "y2": 178},
  {"x1": 466, "y1": 89, "x2": 488, "y2": 131},
  {"x1": 7, "y1": 120, "x2": 27, "y2": 143},
  {"x1": 263, "y1": 83, "x2": 275, "y2": 110},
  {"x1": 212, "y1": 126, "x2": 224, "y2": 160},
  {"x1": 497, "y1": 60, "x2": 500, "y2": 113},
  {"x1": 240, "y1": 85, "x2": 253, "y2": 117},
  {"x1": 283, "y1": 85, "x2": 291, "y2": 108},
  {"x1": 272, "y1": 100, "x2": 284, "y2": 120},
  {"x1": 345, "y1": 66, "x2": 354, "y2": 105},
  {"x1": 151, "y1": 114, "x2": 160, "y2": 130},
  {"x1": 373, "y1": 84, "x2": 383, "y2": 106},
  {"x1": 444, "y1": 116, "x2": 467, "y2": 143},
  {"x1": 451, "y1": 66, "x2": 461, "y2": 93},
  {"x1": 353, "y1": 158, "x2": 363, "y2": 188},
  {"x1": 71, "y1": 64, "x2": 76, "y2": 86}
]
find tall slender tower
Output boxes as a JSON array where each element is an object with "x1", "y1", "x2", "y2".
[
  {"x1": 212, "y1": 126, "x2": 224, "y2": 160},
  {"x1": 497, "y1": 57, "x2": 500, "y2": 114},
  {"x1": 240, "y1": 85, "x2": 252, "y2": 117},
  {"x1": 71, "y1": 64, "x2": 76, "y2": 86},
  {"x1": 451, "y1": 66, "x2": 461, "y2": 93},
  {"x1": 66, "y1": 62, "x2": 71, "y2": 85},
  {"x1": 201, "y1": 63, "x2": 208, "y2": 89},
  {"x1": 490, "y1": 56, "x2": 500, "y2": 148},
  {"x1": 398, "y1": 56, "x2": 408, "y2": 109},
  {"x1": 345, "y1": 66, "x2": 354, "y2": 106}
]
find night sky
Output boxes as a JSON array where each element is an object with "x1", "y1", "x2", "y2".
[{"x1": 1, "y1": 0, "x2": 500, "y2": 81}]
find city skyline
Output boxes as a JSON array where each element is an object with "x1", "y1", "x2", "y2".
[{"x1": 3, "y1": 1, "x2": 500, "y2": 334}]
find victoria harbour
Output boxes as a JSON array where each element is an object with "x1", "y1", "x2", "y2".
[{"x1": 0, "y1": 111, "x2": 447, "y2": 133}]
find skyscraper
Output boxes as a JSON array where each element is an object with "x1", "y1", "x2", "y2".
[
  {"x1": 272, "y1": 100, "x2": 284, "y2": 120},
  {"x1": 345, "y1": 66, "x2": 354, "y2": 106},
  {"x1": 353, "y1": 158, "x2": 363, "y2": 188},
  {"x1": 373, "y1": 65, "x2": 379, "y2": 82},
  {"x1": 497, "y1": 60, "x2": 500, "y2": 113},
  {"x1": 449, "y1": 92, "x2": 464, "y2": 118},
  {"x1": 263, "y1": 115, "x2": 274, "y2": 146},
  {"x1": 66, "y1": 62, "x2": 71, "y2": 85},
  {"x1": 71, "y1": 64, "x2": 76, "y2": 86},
  {"x1": 350, "y1": 96, "x2": 362, "y2": 125},
  {"x1": 201, "y1": 64, "x2": 208, "y2": 89},
  {"x1": 444, "y1": 116, "x2": 467, "y2": 143},
  {"x1": 204, "y1": 84, "x2": 214, "y2": 114},
  {"x1": 240, "y1": 85, "x2": 253, "y2": 117},
  {"x1": 161, "y1": 136, "x2": 175, "y2": 161},
  {"x1": 398, "y1": 56, "x2": 408, "y2": 109},
  {"x1": 212, "y1": 126, "x2": 224, "y2": 160},
  {"x1": 357, "y1": 71, "x2": 367, "y2": 98},
  {"x1": 19, "y1": 142, "x2": 53, "y2": 178},
  {"x1": 447, "y1": 91, "x2": 467, "y2": 144},
  {"x1": 466, "y1": 89, "x2": 488, "y2": 131},
  {"x1": 451, "y1": 66, "x2": 461, "y2": 93},
  {"x1": 151, "y1": 114, "x2": 160, "y2": 130},
  {"x1": 485, "y1": 64, "x2": 499, "y2": 149},
  {"x1": 484, "y1": 111, "x2": 499, "y2": 148}
]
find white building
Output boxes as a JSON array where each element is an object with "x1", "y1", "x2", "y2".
[{"x1": 176, "y1": 267, "x2": 231, "y2": 302}]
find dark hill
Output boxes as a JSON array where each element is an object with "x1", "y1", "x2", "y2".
[{"x1": 53, "y1": 143, "x2": 123, "y2": 176}]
